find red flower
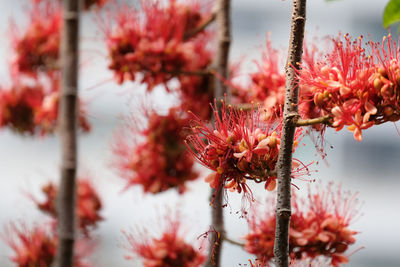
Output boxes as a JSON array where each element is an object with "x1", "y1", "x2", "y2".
[
  {"x1": 186, "y1": 100, "x2": 304, "y2": 198},
  {"x1": 124, "y1": 218, "x2": 205, "y2": 267},
  {"x1": 112, "y1": 107, "x2": 199, "y2": 194},
  {"x1": 34, "y1": 179, "x2": 103, "y2": 236},
  {"x1": 3, "y1": 222, "x2": 92, "y2": 267},
  {"x1": 243, "y1": 183, "x2": 359, "y2": 267},
  {"x1": 11, "y1": 1, "x2": 61, "y2": 77},
  {"x1": 103, "y1": 0, "x2": 213, "y2": 88}
]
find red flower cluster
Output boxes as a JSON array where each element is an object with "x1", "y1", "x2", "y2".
[
  {"x1": 300, "y1": 34, "x2": 400, "y2": 141},
  {"x1": 113, "y1": 108, "x2": 199, "y2": 194},
  {"x1": 124, "y1": 219, "x2": 205, "y2": 267},
  {"x1": 0, "y1": 77, "x2": 91, "y2": 135},
  {"x1": 34, "y1": 179, "x2": 103, "y2": 236},
  {"x1": 104, "y1": 0, "x2": 213, "y2": 89},
  {"x1": 11, "y1": 1, "x2": 61, "y2": 77},
  {"x1": 244, "y1": 183, "x2": 359, "y2": 267},
  {"x1": 3, "y1": 223, "x2": 91, "y2": 267},
  {"x1": 186, "y1": 101, "x2": 304, "y2": 198}
]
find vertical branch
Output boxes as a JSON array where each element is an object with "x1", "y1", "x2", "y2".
[
  {"x1": 54, "y1": 0, "x2": 80, "y2": 267},
  {"x1": 206, "y1": 0, "x2": 231, "y2": 266},
  {"x1": 274, "y1": 0, "x2": 306, "y2": 267}
]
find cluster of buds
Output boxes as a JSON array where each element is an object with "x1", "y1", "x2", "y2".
[
  {"x1": 244, "y1": 183, "x2": 359, "y2": 267},
  {"x1": 300, "y1": 34, "x2": 400, "y2": 141},
  {"x1": 113, "y1": 108, "x2": 199, "y2": 194},
  {"x1": 11, "y1": 1, "x2": 61, "y2": 77},
  {"x1": 186, "y1": 100, "x2": 304, "y2": 198},
  {"x1": 124, "y1": 219, "x2": 205, "y2": 267},
  {"x1": 34, "y1": 179, "x2": 103, "y2": 236},
  {"x1": 0, "y1": 77, "x2": 91, "y2": 135},
  {"x1": 104, "y1": 0, "x2": 213, "y2": 89},
  {"x1": 3, "y1": 223, "x2": 91, "y2": 267}
]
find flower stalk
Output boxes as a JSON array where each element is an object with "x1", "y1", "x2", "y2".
[
  {"x1": 274, "y1": 0, "x2": 307, "y2": 266},
  {"x1": 206, "y1": 0, "x2": 231, "y2": 266}
]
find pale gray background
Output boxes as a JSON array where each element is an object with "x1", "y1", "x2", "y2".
[{"x1": 0, "y1": 0, "x2": 399, "y2": 266}]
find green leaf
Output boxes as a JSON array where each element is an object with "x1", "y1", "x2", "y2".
[{"x1": 383, "y1": 0, "x2": 400, "y2": 28}]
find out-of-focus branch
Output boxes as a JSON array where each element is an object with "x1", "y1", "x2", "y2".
[
  {"x1": 223, "y1": 236, "x2": 245, "y2": 247},
  {"x1": 183, "y1": 12, "x2": 216, "y2": 40},
  {"x1": 54, "y1": 1, "x2": 80, "y2": 267}
]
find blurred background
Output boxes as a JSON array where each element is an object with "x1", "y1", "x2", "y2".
[{"x1": 0, "y1": 0, "x2": 399, "y2": 266}]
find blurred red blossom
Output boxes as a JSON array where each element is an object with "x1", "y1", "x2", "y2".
[
  {"x1": 11, "y1": 1, "x2": 61, "y2": 77},
  {"x1": 185, "y1": 100, "x2": 304, "y2": 200},
  {"x1": 0, "y1": 82, "x2": 44, "y2": 134},
  {"x1": 178, "y1": 74, "x2": 214, "y2": 120},
  {"x1": 0, "y1": 76, "x2": 91, "y2": 136},
  {"x1": 103, "y1": 0, "x2": 213, "y2": 88},
  {"x1": 3, "y1": 222, "x2": 92, "y2": 267},
  {"x1": 244, "y1": 182, "x2": 359, "y2": 267},
  {"x1": 232, "y1": 37, "x2": 286, "y2": 121},
  {"x1": 112, "y1": 107, "x2": 199, "y2": 194},
  {"x1": 34, "y1": 179, "x2": 103, "y2": 236},
  {"x1": 123, "y1": 217, "x2": 205, "y2": 267}
]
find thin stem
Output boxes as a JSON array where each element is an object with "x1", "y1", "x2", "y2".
[
  {"x1": 205, "y1": 0, "x2": 231, "y2": 266},
  {"x1": 183, "y1": 12, "x2": 216, "y2": 40},
  {"x1": 295, "y1": 115, "x2": 331, "y2": 127},
  {"x1": 273, "y1": 1, "x2": 307, "y2": 267},
  {"x1": 223, "y1": 236, "x2": 245, "y2": 247},
  {"x1": 53, "y1": 1, "x2": 80, "y2": 267},
  {"x1": 165, "y1": 69, "x2": 212, "y2": 76}
]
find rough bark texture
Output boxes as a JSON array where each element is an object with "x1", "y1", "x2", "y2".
[
  {"x1": 54, "y1": 1, "x2": 80, "y2": 267},
  {"x1": 273, "y1": 0, "x2": 306, "y2": 267},
  {"x1": 205, "y1": 0, "x2": 231, "y2": 266}
]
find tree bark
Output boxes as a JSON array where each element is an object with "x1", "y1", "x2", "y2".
[
  {"x1": 273, "y1": 1, "x2": 307, "y2": 267},
  {"x1": 54, "y1": 0, "x2": 80, "y2": 267},
  {"x1": 205, "y1": 0, "x2": 231, "y2": 266}
]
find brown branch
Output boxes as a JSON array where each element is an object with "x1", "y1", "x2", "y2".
[
  {"x1": 54, "y1": 1, "x2": 80, "y2": 267},
  {"x1": 274, "y1": 1, "x2": 307, "y2": 267},
  {"x1": 223, "y1": 236, "x2": 245, "y2": 247},
  {"x1": 244, "y1": 169, "x2": 277, "y2": 183},
  {"x1": 183, "y1": 12, "x2": 217, "y2": 40},
  {"x1": 163, "y1": 68, "x2": 212, "y2": 76},
  {"x1": 205, "y1": 1, "x2": 231, "y2": 267},
  {"x1": 295, "y1": 115, "x2": 331, "y2": 127}
]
